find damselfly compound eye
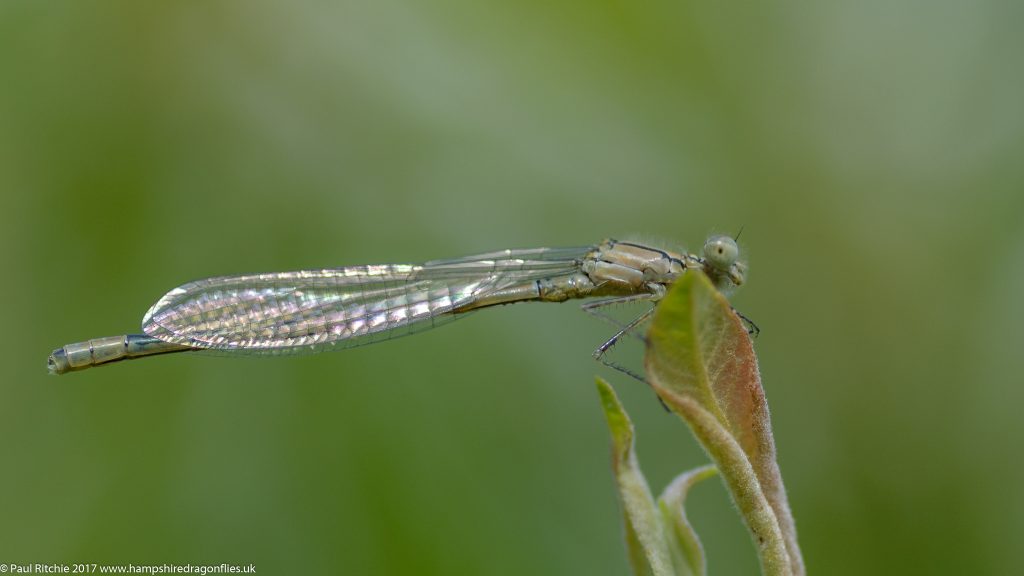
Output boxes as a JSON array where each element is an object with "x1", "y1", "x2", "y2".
[{"x1": 703, "y1": 235, "x2": 739, "y2": 271}]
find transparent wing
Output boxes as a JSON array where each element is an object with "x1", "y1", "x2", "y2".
[{"x1": 141, "y1": 246, "x2": 593, "y2": 355}]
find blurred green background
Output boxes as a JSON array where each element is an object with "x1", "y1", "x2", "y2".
[{"x1": 2, "y1": 1, "x2": 1022, "y2": 574}]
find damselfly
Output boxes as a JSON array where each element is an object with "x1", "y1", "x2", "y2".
[{"x1": 47, "y1": 235, "x2": 750, "y2": 375}]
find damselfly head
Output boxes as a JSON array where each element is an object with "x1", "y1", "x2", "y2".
[{"x1": 702, "y1": 235, "x2": 746, "y2": 289}]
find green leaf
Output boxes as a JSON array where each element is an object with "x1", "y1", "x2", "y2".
[
  {"x1": 644, "y1": 272, "x2": 805, "y2": 576},
  {"x1": 596, "y1": 377, "x2": 674, "y2": 576},
  {"x1": 658, "y1": 465, "x2": 717, "y2": 576}
]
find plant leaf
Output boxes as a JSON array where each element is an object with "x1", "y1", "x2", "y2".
[
  {"x1": 658, "y1": 465, "x2": 717, "y2": 576},
  {"x1": 596, "y1": 377, "x2": 674, "y2": 576},
  {"x1": 644, "y1": 272, "x2": 804, "y2": 576}
]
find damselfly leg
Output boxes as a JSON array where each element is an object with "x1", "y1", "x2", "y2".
[
  {"x1": 580, "y1": 294, "x2": 657, "y2": 344},
  {"x1": 582, "y1": 295, "x2": 658, "y2": 383},
  {"x1": 733, "y1": 308, "x2": 761, "y2": 337}
]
